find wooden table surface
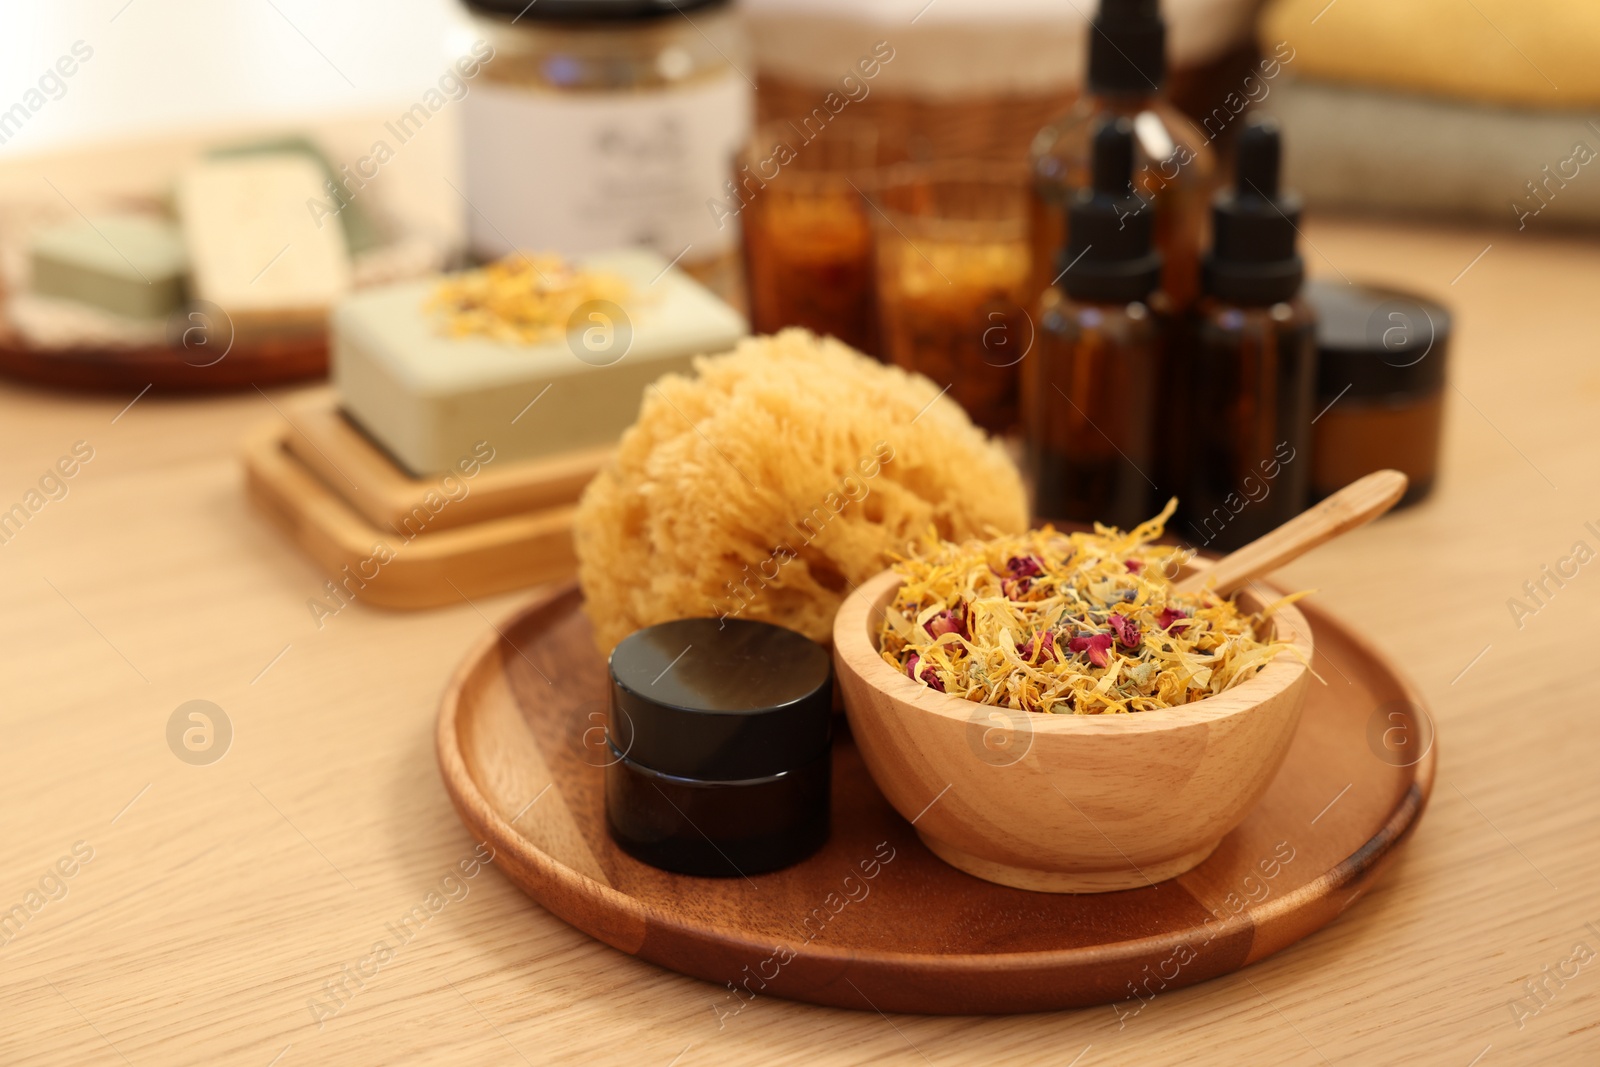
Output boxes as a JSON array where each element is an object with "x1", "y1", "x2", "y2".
[{"x1": 2, "y1": 217, "x2": 1596, "y2": 1066}]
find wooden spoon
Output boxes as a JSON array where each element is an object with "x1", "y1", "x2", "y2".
[{"x1": 1174, "y1": 469, "x2": 1409, "y2": 598}]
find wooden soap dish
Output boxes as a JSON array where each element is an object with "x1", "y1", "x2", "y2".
[
  {"x1": 280, "y1": 398, "x2": 612, "y2": 533},
  {"x1": 436, "y1": 582, "x2": 1436, "y2": 1014},
  {"x1": 242, "y1": 411, "x2": 606, "y2": 609}
]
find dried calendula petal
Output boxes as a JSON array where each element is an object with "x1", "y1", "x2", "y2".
[
  {"x1": 877, "y1": 498, "x2": 1299, "y2": 715},
  {"x1": 427, "y1": 252, "x2": 631, "y2": 345}
]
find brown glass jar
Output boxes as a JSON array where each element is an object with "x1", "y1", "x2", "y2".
[{"x1": 1305, "y1": 280, "x2": 1450, "y2": 508}]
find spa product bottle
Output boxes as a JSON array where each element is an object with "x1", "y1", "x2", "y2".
[
  {"x1": 1027, "y1": 119, "x2": 1165, "y2": 530},
  {"x1": 1028, "y1": 0, "x2": 1214, "y2": 314},
  {"x1": 1170, "y1": 118, "x2": 1314, "y2": 552},
  {"x1": 459, "y1": 0, "x2": 751, "y2": 299}
]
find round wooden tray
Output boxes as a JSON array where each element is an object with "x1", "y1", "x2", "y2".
[
  {"x1": 0, "y1": 331, "x2": 325, "y2": 393},
  {"x1": 436, "y1": 583, "x2": 1435, "y2": 1014}
]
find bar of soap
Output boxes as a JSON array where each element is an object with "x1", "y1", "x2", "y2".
[
  {"x1": 31, "y1": 215, "x2": 187, "y2": 320},
  {"x1": 333, "y1": 249, "x2": 747, "y2": 474},
  {"x1": 176, "y1": 154, "x2": 351, "y2": 332}
]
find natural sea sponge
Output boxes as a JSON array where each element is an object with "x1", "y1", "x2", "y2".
[{"x1": 574, "y1": 329, "x2": 1028, "y2": 652}]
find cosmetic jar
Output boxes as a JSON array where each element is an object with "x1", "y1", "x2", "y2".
[
  {"x1": 1305, "y1": 280, "x2": 1450, "y2": 508},
  {"x1": 604, "y1": 617, "x2": 832, "y2": 877}
]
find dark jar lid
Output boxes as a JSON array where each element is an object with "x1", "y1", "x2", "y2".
[
  {"x1": 607, "y1": 618, "x2": 833, "y2": 781},
  {"x1": 1306, "y1": 279, "x2": 1452, "y2": 401},
  {"x1": 462, "y1": 0, "x2": 729, "y2": 21}
]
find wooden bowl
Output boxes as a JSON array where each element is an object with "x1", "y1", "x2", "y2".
[{"x1": 832, "y1": 564, "x2": 1314, "y2": 893}]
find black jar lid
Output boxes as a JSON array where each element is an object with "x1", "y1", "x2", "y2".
[
  {"x1": 607, "y1": 618, "x2": 833, "y2": 781},
  {"x1": 1306, "y1": 279, "x2": 1452, "y2": 400},
  {"x1": 462, "y1": 0, "x2": 728, "y2": 20}
]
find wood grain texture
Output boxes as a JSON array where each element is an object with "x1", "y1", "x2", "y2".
[
  {"x1": 436, "y1": 579, "x2": 1428, "y2": 1012},
  {"x1": 280, "y1": 398, "x2": 611, "y2": 532},
  {"x1": 242, "y1": 419, "x2": 578, "y2": 609},
  {"x1": 833, "y1": 566, "x2": 1316, "y2": 892},
  {"x1": 5, "y1": 219, "x2": 1600, "y2": 1065},
  {"x1": 1176, "y1": 469, "x2": 1410, "y2": 597}
]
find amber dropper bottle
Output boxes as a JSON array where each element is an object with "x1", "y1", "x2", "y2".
[
  {"x1": 1028, "y1": 0, "x2": 1215, "y2": 314},
  {"x1": 1026, "y1": 118, "x2": 1165, "y2": 530},
  {"x1": 1169, "y1": 117, "x2": 1315, "y2": 553}
]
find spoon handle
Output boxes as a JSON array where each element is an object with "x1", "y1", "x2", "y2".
[{"x1": 1174, "y1": 469, "x2": 1409, "y2": 598}]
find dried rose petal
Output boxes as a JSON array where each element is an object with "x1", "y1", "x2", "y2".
[
  {"x1": 1157, "y1": 607, "x2": 1190, "y2": 632},
  {"x1": 1005, "y1": 555, "x2": 1043, "y2": 579},
  {"x1": 924, "y1": 605, "x2": 967, "y2": 639},
  {"x1": 1109, "y1": 612, "x2": 1141, "y2": 649},
  {"x1": 905, "y1": 651, "x2": 946, "y2": 692},
  {"x1": 1022, "y1": 630, "x2": 1056, "y2": 662},
  {"x1": 1068, "y1": 633, "x2": 1114, "y2": 668}
]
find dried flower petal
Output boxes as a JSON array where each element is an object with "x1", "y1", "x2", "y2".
[
  {"x1": 1068, "y1": 633, "x2": 1114, "y2": 668},
  {"x1": 924, "y1": 605, "x2": 967, "y2": 639},
  {"x1": 1157, "y1": 607, "x2": 1190, "y2": 632},
  {"x1": 1109, "y1": 613, "x2": 1141, "y2": 649},
  {"x1": 878, "y1": 499, "x2": 1293, "y2": 714},
  {"x1": 1022, "y1": 630, "x2": 1056, "y2": 663},
  {"x1": 1005, "y1": 555, "x2": 1043, "y2": 579}
]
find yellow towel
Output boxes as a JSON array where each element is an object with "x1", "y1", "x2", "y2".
[{"x1": 1262, "y1": 0, "x2": 1600, "y2": 108}]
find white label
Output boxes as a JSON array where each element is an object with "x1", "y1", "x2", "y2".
[{"x1": 462, "y1": 75, "x2": 751, "y2": 260}]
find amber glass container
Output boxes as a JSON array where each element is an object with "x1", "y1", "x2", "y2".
[
  {"x1": 1028, "y1": 0, "x2": 1215, "y2": 314},
  {"x1": 1305, "y1": 280, "x2": 1450, "y2": 508},
  {"x1": 1027, "y1": 119, "x2": 1167, "y2": 530},
  {"x1": 1031, "y1": 98, "x2": 1214, "y2": 313},
  {"x1": 1171, "y1": 299, "x2": 1315, "y2": 550},
  {"x1": 870, "y1": 163, "x2": 1032, "y2": 434},
  {"x1": 1029, "y1": 290, "x2": 1168, "y2": 529},
  {"x1": 739, "y1": 122, "x2": 889, "y2": 355}
]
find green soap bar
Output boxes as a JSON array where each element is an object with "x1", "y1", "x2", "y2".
[
  {"x1": 333, "y1": 249, "x2": 748, "y2": 475},
  {"x1": 31, "y1": 216, "x2": 187, "y2": 320}
]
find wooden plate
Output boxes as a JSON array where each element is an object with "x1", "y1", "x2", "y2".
[
  {"x1": 279, "y1": 397, "x2": 611, "y2": 533},
  {"x1": 241, "y1": 420, "x2": 578, "y2": 609},
  {"x1": 0, "y1": 330, "x2": 326, "y2": 393},
  {"x1": 436, "y1": 583, "x2": 1436, "y2": 1014}
]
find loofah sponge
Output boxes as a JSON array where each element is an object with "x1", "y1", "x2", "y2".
[{"x1": 574, "y1": 328, "x2": 1028, "y2": 652}]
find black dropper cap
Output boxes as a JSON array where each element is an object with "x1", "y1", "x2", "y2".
[
  {"x1": 1203, "y1": 117, "x2": 1304, "y2": 305},
  {"x1": 1087, "y1": 0, "x2": 1166, "y2": 95},
  {"x1": 1060, "y1": 119, "x2": 1162, "y2": 304}
]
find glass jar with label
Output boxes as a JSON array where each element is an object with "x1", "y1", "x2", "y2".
[{"x1": 459, "y1": 0, "x2": 752, "y2": 298}]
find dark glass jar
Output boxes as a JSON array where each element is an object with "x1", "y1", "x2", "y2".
[
  {"x1": 604, "y1": 617, "x2": 832, "y2": 877},
  {"x1": 1169, "y1": 297, "x2": 1316, "y2": 551},
  {"x1": 1305, "y1": 280, "x2": 1450, "y2": 509},
  {"x1": 1027, "y1": 287, "x2": 1168, "y2": 529}
]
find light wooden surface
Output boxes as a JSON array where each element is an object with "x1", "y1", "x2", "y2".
[{"x1": 2, "y1": 216, "x2": 1597, "y2": 1065}]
